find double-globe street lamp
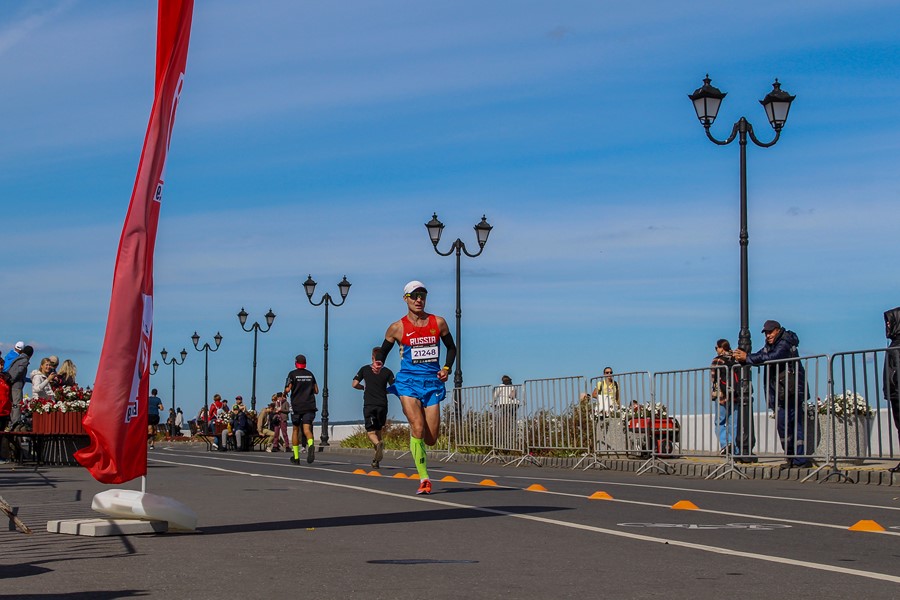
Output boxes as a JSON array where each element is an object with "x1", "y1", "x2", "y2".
[
  {"x1": 159, "y1": 347, "x2": 188, "y2": 438},
  {"x1": 303, "y1": 274, "x2": 351, "y2": 447},
  {"x1": 424, "y1": 213, "x2": 492, "y2": 410},
  {"x1": 237, "y1": 308, "x2": 276, "y2": 412},
  {"x1": 191, "y1": 331, "x2": 222, "y2": 433},
  {"x1": 688, "y1": 75, "x2": 795, "y2": 354}
]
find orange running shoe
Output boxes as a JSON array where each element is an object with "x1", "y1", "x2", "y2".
[{"x1": 416, "y1": 479, "x2": 432, "y2": 495}]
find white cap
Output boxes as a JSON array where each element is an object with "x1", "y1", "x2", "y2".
[
  {"x1": 403, "y1": 280, "x2": 427, "y2": 295},
  {"x1": 14, "y1": 341, "x2": 24, "y2": 351}
]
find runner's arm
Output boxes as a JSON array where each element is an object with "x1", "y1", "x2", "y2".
[
  {"x1": 376, "y1": 339, "x2": 395, "y2": 364},
  {"x1": 441, "y1": 333, "x2": 456, "y2": 371}
]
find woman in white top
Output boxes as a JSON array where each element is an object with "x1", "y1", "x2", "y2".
[{"x1": 30, "y1": 357, "x2": 58, "y2": 401}]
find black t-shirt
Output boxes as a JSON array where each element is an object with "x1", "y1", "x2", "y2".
[
  {"x1": 285, "y1": 368, "x2": 318, "y2": 413},
  {"x1": 353, "y1": 365, "x2": 395, "y2": 408}
]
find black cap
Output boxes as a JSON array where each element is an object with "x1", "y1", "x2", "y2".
[{"x1": 761, "y1": 319, "x2": 781, "y2": 333}]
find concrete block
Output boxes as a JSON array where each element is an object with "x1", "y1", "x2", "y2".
[{"x1": 47, "y1": 518, "x2": 167, "y2": 536}]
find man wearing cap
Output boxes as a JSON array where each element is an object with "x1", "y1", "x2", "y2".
[
  {"x1": 733, "y1": 320, "x2": 812, "y2": 469},
  {"x1": 284, "y1": 354, "x2": 319, "y2": 464},
  {"x1": 376, "y1": 281, "x2": 456, "y2": 495},
  {"x1": 3, "y1": 342, "x2": 25, "y2": 372},
  {"x1": 882, "y1": 307, "x2": 900, "y2": 473},
  {"x1": 6, "y1": 345, "x2": 33, "y2": 424}
]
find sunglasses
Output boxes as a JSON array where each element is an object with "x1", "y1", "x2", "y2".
[
  {"x1": 406, "y1": 292, "x2": 427, "y2": 300},
  {"x1": 604, "y1": 371, "x2": 613, "y2": 375}
]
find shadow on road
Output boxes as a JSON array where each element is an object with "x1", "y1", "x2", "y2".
[{"x1": 199, "y1": 504, "x2": 568, "y2": 535}]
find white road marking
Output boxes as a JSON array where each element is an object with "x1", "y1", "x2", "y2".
[{"x1": 150, "y1": 455, "x2": 900, "y2": 584}]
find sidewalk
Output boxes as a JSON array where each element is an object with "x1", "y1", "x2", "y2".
[{"x1": 333, "y1": 445, "x2": 900, "y2": 485}]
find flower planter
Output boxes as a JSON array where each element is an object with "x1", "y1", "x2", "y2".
[
  {"x1": 815, "y1": 414, "x2": 873, "y2": 463},
  {"x1": 32, "y1": 411, "x2": 86, "y2": 435}
]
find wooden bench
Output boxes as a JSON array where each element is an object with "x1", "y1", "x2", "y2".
[{"x1": 0, "y1": 431, "x2": 88, "y2": 466}]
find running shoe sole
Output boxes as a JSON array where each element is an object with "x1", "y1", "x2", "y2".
[
  {"x1": 416, "y1": 480, "x2": 432, "y2": 495},
  {"x1": 289, "y1": 456, "x2": 299, "y2": 465}
]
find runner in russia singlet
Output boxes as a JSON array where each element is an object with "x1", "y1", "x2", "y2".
[{"x1": 399, "y1": 315, "x2": 441, "y2": 377}]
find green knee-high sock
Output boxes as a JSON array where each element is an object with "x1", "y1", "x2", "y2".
[
  {"x1": 293, "y1": 445, "x2": 300, "y2": 459},
  {"x1": 410, "y1": 436, "x2": 429, "y2": 480}
]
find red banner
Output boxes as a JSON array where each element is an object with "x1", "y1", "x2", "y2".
[{"x1": 76, "y1": 0, "x2": 194, "y2": 484}]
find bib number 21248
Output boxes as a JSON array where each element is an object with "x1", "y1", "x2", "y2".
[{"x1": 411, "y1": 345, "x2": 439, "y2": 364}]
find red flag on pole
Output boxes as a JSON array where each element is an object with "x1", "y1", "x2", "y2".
[{"x1": 76, "y1": 0, "x2": 194, "y2": 484}]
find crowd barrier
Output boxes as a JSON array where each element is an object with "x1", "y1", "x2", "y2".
[
  {"x1": 573, "y1": 371, "x2": 654, "y2": 471},
  {"x1": 427, "y1": 347, "x2": 899, "y2": 481},
  {"x1": 814, "y1": 348, "x2": 900, "y2": 481}
]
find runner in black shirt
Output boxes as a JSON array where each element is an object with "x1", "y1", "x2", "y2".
[
  {"x1": 284, "y1": 354, "x2": 319, "y2": 464},
  {"x1": 352, "y1": 347, "x2": 396, "y2": 469}
]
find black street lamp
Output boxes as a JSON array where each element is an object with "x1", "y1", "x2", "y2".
[
  {"x1": 303, "y1": 274, "x2": 351, "y2": 447},
  {"x1": 159, "y1": 347, "x2": 188, "y2": 438},
  {"x1": 191, "y1": 331, "x2": 222, "y2": 433},
  {"x1": 425, "y1": 213, "x2": 492, "y2": 397},
  {"x1": 689, "y1": 75, "x2": 795, "y2": 353},
  {"x1": 150, "y1": 361, "x2": 160, "y2": 376},
  {"x1": 237, "y1": 307, "x2": 276, "y2": 411}
]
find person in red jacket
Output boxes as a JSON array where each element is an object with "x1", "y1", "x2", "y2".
[{"x1": 0, "y1": 356, "x2": 12, "y2": 464}]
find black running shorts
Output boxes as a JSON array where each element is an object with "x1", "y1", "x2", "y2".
[{"x1": 364, "y1": 405, "x2": 387, "y2": 432}]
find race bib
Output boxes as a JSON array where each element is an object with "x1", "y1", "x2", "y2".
[{"x1": 411, "y1": 344, "x2": 439, "y2": 364}]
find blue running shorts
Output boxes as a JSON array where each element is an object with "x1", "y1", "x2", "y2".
[{"x1": 389, "y1": 374, "x2": 446, "y2": 408}]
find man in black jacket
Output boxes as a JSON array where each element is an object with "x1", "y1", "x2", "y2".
[
  {"x1": 734, "y1": 320, "x2": 812, "y2": 469},
  {"x1": 6, "y1": 345, "x2": 33, "y2": 424},
  {"x1": 883, "y1": 307, "x2": 900, "y2": 473}
]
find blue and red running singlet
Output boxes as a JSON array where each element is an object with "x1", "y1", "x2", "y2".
[{"x1": 399, "y1": 314, "x2": 441, "y2": 378}]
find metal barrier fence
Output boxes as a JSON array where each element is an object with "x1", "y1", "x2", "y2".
[
  {"x1": 416, "y1": 348, "x2": 900, "y2": 481},
  {"x1": 652, "y1": 366, "x2": 722, "y2": 475},
  {"x1": 816, "y1": 348, "x2": 900, "y2": 481},
  {"x1": 448, "y1": 385, "x2": 493, "y2": 456},
  {"x1": 574, "y1": 371, "x2": 653, "y2": 470},
  {"x1": 516, "y1": 376, "x2": 590, "y2": 466},
  {"x1": 739, "y1": 355, "x2": 827, "y2": 470},
  {"x1": 483, "y1": 384, "x2": 524, "y2": 464}
]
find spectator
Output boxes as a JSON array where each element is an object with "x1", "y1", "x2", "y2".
[
  {"x1": 6, "y1": 345, "x2": 33, "y2": 423},
  {"x1": 166, "y1": 408, "x2": 177, "y2": 439},
  {"x1": 48, "y1": 356, "x2": 59, "y2": 371},
  {"x1": 592, "y1": 367, "x2": 620, "y2": 412},
  {"x1": 257, "y1": 403, "x2": 276, "y2": 451},
  {"x1": 148, "y1": 389, "x2": 163, "y2": 449},
  {"x1": 175, "y1": 407, "x2": 184, "y2": 434},
  {"x1": 883, "y1": 307, "x2": 900, "y2": 473},
  {"x1": 233, "y1": 395, "x2": 246, "y2": 412},
  {"x1": 56, "y1": 360, "x2": 77, "y2": 387},
  {"x1": 196, "y1": 406, "x2": 208, "y2": 433},
  {"x1": 0, "y1": 357, "x2": 11, "y2": 463},
  {"x1": 491, "y1": 375, "x2": 519, "y2": 453},
  {"x1": 223, "y1": 404, "x2": 249, "y2": 451},
  {"x1": 208, "y1": 394, "x2": 225, "y2": 443},
  {"x1": 31, "y1": 357, "x2": 58, "y2": 401},
  {"x1": 3, "y1": 341, "x2": 24, "y2": 370},
  {"x1": 710, "y1": 340, "x2": 736, "y2": 456},
  {"x1": 272, "y1": 392, "x2": 290, "y2": 452},
  {"x1": 734, "y1": 320, "x2": 812, "y2": 469},
  {"x1": 711, "y1": 339, "x2": 756, "y2": 463}
]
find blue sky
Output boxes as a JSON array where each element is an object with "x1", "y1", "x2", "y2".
[{"x1": 2, "y1": 1, "x2": 899, "y2": 423}]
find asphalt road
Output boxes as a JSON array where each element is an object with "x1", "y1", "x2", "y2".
[{"x1": 2, "y1": 445, "x2": 900, "y2": 599}]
